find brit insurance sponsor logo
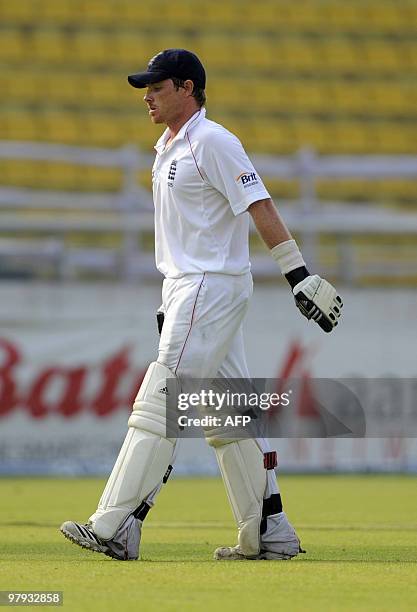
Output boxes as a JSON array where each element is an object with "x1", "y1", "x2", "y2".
[{"x1": 236, "y1": 171, "x2": 259, "y2": 189}]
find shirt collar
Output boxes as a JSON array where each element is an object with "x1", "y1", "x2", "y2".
[{"x1": 154, "y1": 108, "x2": 206, "y2": 154}]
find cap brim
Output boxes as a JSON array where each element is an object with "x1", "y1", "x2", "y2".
[{"x1": 127, "y1": 70, "x2": 171, "y2": 88}]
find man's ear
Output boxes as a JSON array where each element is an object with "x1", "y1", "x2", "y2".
[{"x1": 183, "y1": 79, "x2": 195, "y2": 97}]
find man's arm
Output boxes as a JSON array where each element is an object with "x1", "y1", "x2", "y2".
[
  {"x1": 248, "y1": 198, "x2": 343, "y2": 332},
  {"x1": 247, "y1": 198, "x2": 292, "y2": 248},
  {"x1": 248, "y1": 198, "x2": 310, "y2": 288}
]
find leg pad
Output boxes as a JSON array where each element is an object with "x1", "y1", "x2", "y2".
[
  {"x1": 90, "y1": 362, "x2": 177, "y2": 540},
  {"x1": 214, "y1": 439, "x2": 267, "y2": 556}
]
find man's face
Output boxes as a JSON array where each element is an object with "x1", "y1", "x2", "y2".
[{"x1": 143, "y1": 79, "x2": 187, "y2": 124}]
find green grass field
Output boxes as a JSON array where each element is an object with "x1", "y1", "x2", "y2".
[{"x1": 1, "y1": 475, "x2": 417, "y2": 611}]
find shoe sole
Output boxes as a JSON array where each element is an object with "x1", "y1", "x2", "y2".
[
  {"x1": 214, "y1": 552, "x2": 294, "y2": 561},
  {"x1": 258, "y1": 551, "x2": 293, "y2": 560},
  {"x1": 60, "y1": 525, "x2": 112, "y2": 558},
  {"x1": 214, "y1": 546, "x2": 300, "y2": 561},
  {"x1": 59, "y1": 525, "x2": 137, "y2": 561}
]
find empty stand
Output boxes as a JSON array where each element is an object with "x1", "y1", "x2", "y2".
[{"x1": 1, "y1": 0, "x2": 416, "y2": 203}]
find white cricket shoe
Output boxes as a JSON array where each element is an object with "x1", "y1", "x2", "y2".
[
  {"x1": 60, "y1": 515, "x2": 140, "y2": 561},
  {"x1": 60, "y1": 521, "x2": 113, "y2": 556},
  {"x1": 214, "y1": 512, "x2": 305, "y2": 561},
  {"x1": 214, "y1": 542, "x2": 303, "y2": 561}
]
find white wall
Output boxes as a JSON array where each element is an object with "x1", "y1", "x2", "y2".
[{"x1": 1, "y1": 281, "x2": 416, "y2": 474}]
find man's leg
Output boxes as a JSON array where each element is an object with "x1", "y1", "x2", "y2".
[
  {"x1": 60, "y1": 361, "x2": 178, "y2": 560},
  {"x1": 60, "y1": 271, "x2": 268, "y2": 561},
  {"x1": 210, "y1": 435, "x2": 302, "y2": 560},
  {"x1": 206, "y1": 329, "x2": 303, "y2": 560}
]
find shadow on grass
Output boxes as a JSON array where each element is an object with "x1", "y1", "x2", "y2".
[
  {"x1": 140, "y1": 543, "x2": 417, "y2": 564},
  {"x1": 3, "y1": 537, "x2": 417, "y2": 565}
]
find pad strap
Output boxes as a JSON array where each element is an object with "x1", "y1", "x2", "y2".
[
  {"x1": 263, "y1": 451, "x2": 277, "y2": 470},
  {"x1": 260, "y1": 493, "x2": 283, "y2": 535},
  {"x1": 162, "y1": 464, "x2": 173, "y2": 483},
  {"x1": 133, "y1": 501, "x2": 151, "y2": 521}
]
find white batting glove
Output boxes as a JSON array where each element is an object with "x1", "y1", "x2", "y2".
[{"x1": 292, "y1": 275, "x2": 343, "y2": 332}]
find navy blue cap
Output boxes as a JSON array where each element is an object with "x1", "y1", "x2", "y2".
[{"x1": 128, "y1": 48, "x2": 206, "y2": 89}]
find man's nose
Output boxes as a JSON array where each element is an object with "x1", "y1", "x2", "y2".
[{"x1": 144, "y1": 92, "x2": 153, "y2": 103}]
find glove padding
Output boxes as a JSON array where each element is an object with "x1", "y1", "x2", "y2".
[{"x1": 292, "y1": 275, "x2": 343, "y2": 333}]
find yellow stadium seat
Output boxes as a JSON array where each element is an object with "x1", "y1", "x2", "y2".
[
  {"x1": 83, "y1": 74, "x2": 119, "y2": 106},
  {"x1": 204, "y1": 2, "x2": 240, "y2": 28},
  {"x1": 80, "y1": 115, "x2": 118, "y2": 147},
  {"x1": 289, "y1": 82, "x2": 329, "y2": 114},
  {"x1": 0, "y1": 158, "x2": 122, "y2": 191},
  {"x1": 319, "y1": 39, "x2": 359, "y2": 73},
  {"x1": 208, "y1": 78, "x2": 248, "y2": 108},
  {"x1": 160, "y1": 0, "x2": 203, "y2": 28},
  {"x1": 244, "y1": 1, "x2": 283, "y2": 30},
  {"x1": 264, "y1": 178, "x2": 299, "y2": 200},
  {"x1": 76, "y1": 0, "x2": 116, "y2": 26},
  {"x1": 197, "y1": 36, "x2": 240, "y2": 70},
  {"x1": 401, "y1": 82, "x2": 417, "y2": 115},
  {"x1": 0, "y1": 160, "x2": 28, "y2": 186},
  {"x1": 122, "y1": 115, "x2": 159, "y2": 150},
  {"x1": 82, "y1": 166, "x2": 122, "y2": 192},
  {"x1": 0, "y1": 0, "x2": 34, "y2": 23},
  {"x1": 240, "y1": 38, "x2": 277, "y2": 70},
  {"x1": 403, "y1": 4, "x2": 417, "y2": 34},
  {"x1": 1, "y1": 111, "x2": 40, "y2": 141},
  {"x1": 325, "y1": 4, "x2": 368, "y2": 32},
  {"x1": 377, "y1": 123, "x2": 417, "y2": 154},
  {"x1": 0, "y1": 73, "x2": 28, "y2": 102},
  {"x1": 0, "y1": 29, "x2": 27, "y2": 62},
  {"x1": 252, "y1": 121, "x2": 295, "y2": 154},
  {"x1": 70, "y1": 31, "x2": 109, "y2": 66},
  {"x1": 30, "y1": 29, "x2": 69, "y2": 64},
  {"x1": 399, "y1": 41, "x2": 417, "y2": 72},
  {"x1": 116, "y1": 0, "x2": 157, "y2": 26},
  {"x1": 283, "y1": 2, "x2": 325, "y2": 31},
  {"x1": 330, "y1": 81, "x2": 365, "y2": 114},
  {"x1": 110, "y1": 33, "x2": 151, "y2": 69},
  {"x1": 370, "y1": 83, "x2": 406, "y2": 116},
  {"x1": 248, "y1": 80, "x2": 286, "y2": 111},
  {"x1": 365, "y1": 4, "x2": 405, "y2": 33},
  {"x1": 36, "y1": 0, "x2": 77, "y2": 24},
  {"x1": 279, "y1": 39, "x2": 319, "y2": 72},
  {"x1": 146, "y1": 32, "x2": 193, "y2": 59},
  {"x1": 332, "y1": 121, "x2": 374, "y2": 154},
  {"x1": 38, "y1": 73, "x2": 76, "y2": 105},
  {"x1": 39, "y1": 112, "x2": 83, "y2": 144},
  {"x1": 364, "y1": 41, "x2": 404, "y2": 73},
  {"x1": 290, "y1": 118, "x2": 329, "y2": 152},
  {"x1": 39, "y1": 161, "x2": 80, "y2": 190}
]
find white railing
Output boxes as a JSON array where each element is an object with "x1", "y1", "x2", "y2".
[{"x1": 1, "y1": 141, "x2": 417, "y2": 282}]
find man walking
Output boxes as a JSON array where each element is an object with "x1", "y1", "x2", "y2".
[{"x1": 60, "y1": 49, "x2": 342, "y2": 561}]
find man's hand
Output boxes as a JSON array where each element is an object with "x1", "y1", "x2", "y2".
[
  {"x1": 292, "y1": 275, "x2": 343, "y2": 332},
  {"x1": 247, "y1": 201, "x2": 343, "y2": 333}
]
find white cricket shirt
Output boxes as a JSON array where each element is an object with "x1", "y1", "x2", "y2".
[{"x1": 152, "y1": 108, "x2": 270, "y2": 278}]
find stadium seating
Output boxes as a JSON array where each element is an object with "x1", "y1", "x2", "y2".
[
  {"x1": 3, "y1": 0, "x2": 417, "y2": 35},
  {"x1": 1, "y1": 0, "x2": 417, "y2": 204}
]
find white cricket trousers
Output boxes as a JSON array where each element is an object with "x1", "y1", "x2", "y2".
[
  {"x1": 157, "y1": 271, "x2": 253, "y2": 381},
  {"x1": 155, "y1": 270, "x2": 280, "y2": 519}
]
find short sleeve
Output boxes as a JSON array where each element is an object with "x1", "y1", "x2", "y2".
[{"x1": 201, "y1": 130, "x2": 270, "y2": 215}]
